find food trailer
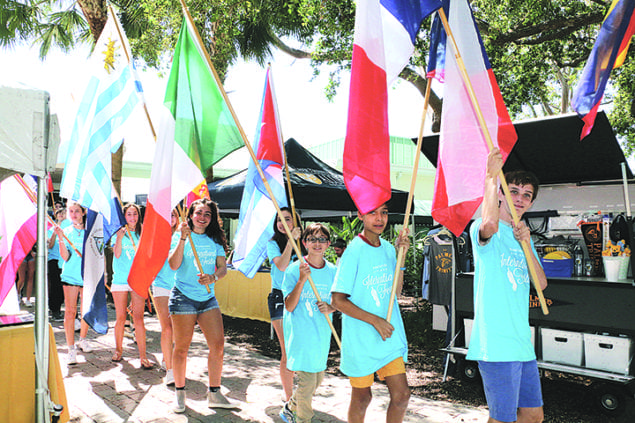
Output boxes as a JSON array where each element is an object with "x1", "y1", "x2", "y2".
[{"x1": 420, "y1": 112, "x2": 635, "y2": 416}]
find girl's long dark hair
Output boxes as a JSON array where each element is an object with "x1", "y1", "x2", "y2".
[
  {"x1": 271, "y1": 207, "x2": 305, "y2": 254},
  {"x1": 187, "y1": 199, "x2": 227, "y2": 250},
  {"x1": 123, "y1": 203, "x2": 142, "y2": 237}
]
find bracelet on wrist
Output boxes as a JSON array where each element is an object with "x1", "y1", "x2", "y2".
[
  {"x1": 400, "y1": 267, "x2": 406, "y2": 271},
  {"x1": 180, "y1": 237, "x2": 187, "y2": 241}
]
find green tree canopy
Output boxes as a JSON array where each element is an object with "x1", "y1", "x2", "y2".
[{"x1": 2, "y1": 0, "x2": 634, "y2": 152}]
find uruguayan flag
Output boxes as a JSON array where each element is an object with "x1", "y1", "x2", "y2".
[{"x1": 60, "y1": 7, "x2": 143, "y2": 222}]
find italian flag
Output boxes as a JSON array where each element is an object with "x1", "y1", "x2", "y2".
[{"x1": 128, "y1": 17, "x2": 243, "y2": 297}]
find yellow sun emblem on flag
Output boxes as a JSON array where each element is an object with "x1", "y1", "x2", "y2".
[{"x1": 102, "y1": 37, "x2": 120, "y2": 74}]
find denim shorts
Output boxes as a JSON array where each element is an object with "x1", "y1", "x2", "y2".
[
  {"x1": 168, "y1": 287, "x2": 219, "y2": 315},
  {"x1": 268, "y1": 289, "x2": 284, "y2": 321},
  {"x1": 478, "y1": 360, "x2": 543, "y2": 422}
]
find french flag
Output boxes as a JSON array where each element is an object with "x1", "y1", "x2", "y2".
[
  {"x1": 232, "y1": 67, "x2": 288, "y2": 278},
  {"x1": 344, "y1": 0, "x2": 441, "y2": 214},
  {"x1": 431, "y1": 0, "x2": 517, "y2": 236}
]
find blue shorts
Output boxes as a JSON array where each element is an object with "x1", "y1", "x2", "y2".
[
  {"x1": 168, "y1": 287, "x2": 219, "y2": 315},
  {"x1": 478, "y1": 360, "x2": 543, "y2": 422},
  {"x1": 268, "y1": 289, "x2": 284, "y2": 321}
]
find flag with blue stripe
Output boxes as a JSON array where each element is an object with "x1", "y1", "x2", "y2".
[
  {"x1": 232, "y1": 68, "x2": 288, "y2": 279},
  {"x1": 82, "y1": 199, "x2": 124, "y2": 334},
  {"x1": 60, "y1": 7, "x2": 143, "y2": 223}
]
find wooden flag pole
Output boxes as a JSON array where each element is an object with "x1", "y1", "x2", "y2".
[
  {"x1": 386, "y1": 79, "x2": 432, "y2": 323},
  {"x1": 437, "y1": 8, "x2": 548, "y2": 314},
  {"x1": 178, "y1": 0, "x2": 340, "y2": 346},
  {"x1": 14, "y1": 174, "x2": 83, "y2": 258}
]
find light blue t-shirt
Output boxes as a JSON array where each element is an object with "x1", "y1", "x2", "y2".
[
  {"x1": 175, "y1": 232, "x2": 225, "y2": 301},
  {"x1": 153, "y1": 233, "x2": 179, "y2": 290},
  {"x1": 466, "y1": 218, "x2": 539, "y2": 362},
  {"x1": 60, "y1": 226, "x2": 85, "y2": 286},
  {"x1": 330, "y1": 235, "x2": 408, "y2": 377},
  {"x1": 282, "y1": 260, "x2": 337, "y2": 372},
  {"x1": 267, "y1": 239, "x2": 296, "y2": 291},
  {"x1": 112, "y1": 232, "x2": 140, "y2": 286},
  {"x1": 47, "y1": 227, "x2": 61, "y2": 263}
]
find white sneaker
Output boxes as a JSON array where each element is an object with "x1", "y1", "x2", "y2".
[
  {"x1": 67, "y1": 346, "x2": 77, "y2": 365},
  {"x1": 174, "y1": 389, "x2": 186, "y2": 414},
  {"x1": 164, "y1": 369, "x2": 175, "y2": 386},
  {"x1": 74, "y1": 318, "x2": 81, "y2": 332},
  {"x1": 78, "y1": 338, "x2": 92, "y2": 353},
  {"x1": 23, "y1": 298, "x2": 33, "y2": 307},
  {"x1": 207, "y1": 390, "x2": 239, "y2": 409}
]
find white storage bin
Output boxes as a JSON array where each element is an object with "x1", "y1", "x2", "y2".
[
  {"x1": 541, "y1": 328, "x2": 584, "y2": 366},
  {"x1": 584, "y1": 333, "x2": 633, "y2": 375}
]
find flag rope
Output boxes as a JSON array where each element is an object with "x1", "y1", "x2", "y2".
[{"x1": 438, "y1": 8, "x2": 548, "y2": 315}]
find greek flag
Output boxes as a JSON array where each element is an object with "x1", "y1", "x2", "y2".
[{"x1": 60, "y1": 7, "x2": 142, "y2": 222}]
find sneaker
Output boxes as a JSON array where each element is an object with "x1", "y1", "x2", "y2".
[
  {"x1": 279, "y1": 402, "x2": 296, "y2": 423},
  {"x1": 174, "y1": 389, "x2": 186, "y2": 414},
  {"x1": 164, "y1": 369, "x2": 175, "y2": 386},
  {"x1": 74, "y1": 318, "x2": 81, "y2": 332},
  {"x1": 67, "y1": 346, "x2": 77, "y2": 365},
  {"x1": 207, "y1": 390, "x2": 238, "y2": 409},
  {"x1": 78, "y1": 338, "x2": 92, "y2": 353},
  {"x1": 23, "y1": 298, "x2": 33, "y2": 307},
  {"x1": 51, "y1": 312, "x2": 63, "y2": 322}
]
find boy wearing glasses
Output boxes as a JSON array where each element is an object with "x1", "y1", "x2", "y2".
[
  {"x1": 279, "y1": 223, "x2": 337, "y2": 423},
  {"x1": 331, "y1": 202, "x2": 410, "y2": 423}
]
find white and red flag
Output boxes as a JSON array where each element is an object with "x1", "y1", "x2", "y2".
[
  {"x1": 344, "y1": 0, "x2": 441, "y2": 214},
  {"x1": 431, "y1": 0, "x2": 517, "y2": 236}
]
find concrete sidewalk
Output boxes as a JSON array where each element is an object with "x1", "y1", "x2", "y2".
[{"x1": 52, "y1": 305, "x2": 488, "y2": 423}]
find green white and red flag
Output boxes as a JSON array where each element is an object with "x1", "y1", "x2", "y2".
[{"x1": 128, "y1": 17, "x2": 243, "y2": 297}]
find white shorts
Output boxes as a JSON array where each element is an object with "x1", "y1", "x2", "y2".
[
  {"x1": 110, "y1": 283, "x2": 131, "y2": 292},
  {"x1": 152, "y1": 286, "x2": 171, "y2": 298}
]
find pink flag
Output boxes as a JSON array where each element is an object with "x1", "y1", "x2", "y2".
[
  {"x1": 431, "y1": 0, "x2": 517, "y2": 236},
  {"x1": 0, "y1": 174, "x2": 38, "y2": 307},
  {"x1": 344, "y1": 0, "x2": 441, "y2": 214}
]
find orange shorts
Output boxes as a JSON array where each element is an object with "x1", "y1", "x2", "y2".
[{"x1": 349, "y1": 357, "x2": 406, "y2": 388}]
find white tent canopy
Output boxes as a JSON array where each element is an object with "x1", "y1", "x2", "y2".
[{"x1": 0, "y1": 85, "x2": 60, "y2": 182}]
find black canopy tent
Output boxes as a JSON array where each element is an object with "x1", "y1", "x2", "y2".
[
  {"x1": 209, "y1": 138, "x2": 411, "y2": 221},
  {"x1": 417, "y1": 111, "x2": 633, "y2": 184}
]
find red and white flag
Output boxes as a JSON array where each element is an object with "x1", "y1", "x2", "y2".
[
  {"x1": 344, "y1": 0, "x2": 441, "y2": 214},
  {"x1": 431, "y1": 0, "x2": 517, "y2": 236},
  {"x1": 0, "y1": 175, "x2": 38, "y2": 307}
]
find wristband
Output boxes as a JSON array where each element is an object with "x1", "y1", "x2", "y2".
[
  {"x1": 180, "y1": 238, "x2": 187, "y2": 241},
  {"x1": 400, "y1": 267, "x2": 406, "y2": 271}
]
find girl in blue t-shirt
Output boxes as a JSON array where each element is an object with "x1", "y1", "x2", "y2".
[
  {"x1": 168, "y1": 199, "x2": 232, "y2": 413},
  {"x1": 267, "y1": 206, "x2": 303, "y2": 402},
  {"x1": 111, "y1": 203, "x2": 151, "y2": 368},
  {"x1": 47, "y1": 208, "x2": 67, "y2": 321},
  {"x1": 151, "y1": 208, "x2": 179, "y2": 386},
  {"x1": 54, "y1": 201, "x2": 90, "y2": 365}
]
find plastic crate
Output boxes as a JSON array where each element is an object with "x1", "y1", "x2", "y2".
[
  {"x1": 584, "y1": 333, "x2": 633, "y2": 375},
  {"x1": 541, "y1": 328, "x2": 584, "y2": 366}
]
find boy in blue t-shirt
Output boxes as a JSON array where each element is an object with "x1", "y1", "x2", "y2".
[
  {"x1": 279, "y1": 223, "x2": 337, "y2": 423},
  {"x1": 331, "y1": 202, "x2": 410, "y2": 423},
  {"x1": 468, "y1": 148, "x2": 548, "y2": 423}
]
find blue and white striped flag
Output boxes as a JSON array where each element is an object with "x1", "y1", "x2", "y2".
[{"x1": 60, "y1": 7, "x2": 143, "y2": 222}]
